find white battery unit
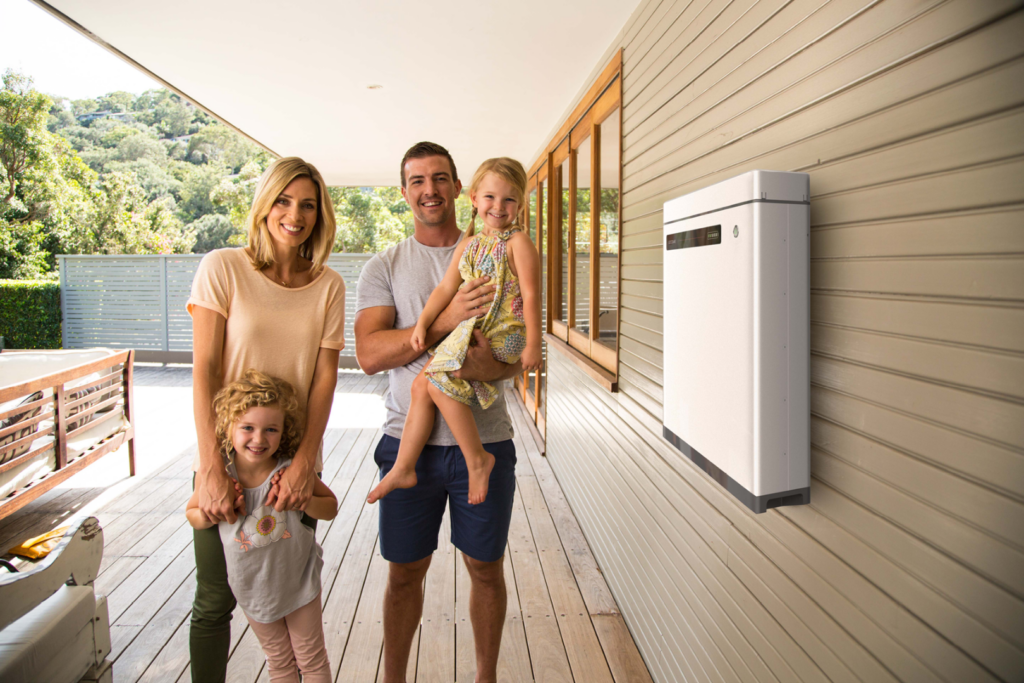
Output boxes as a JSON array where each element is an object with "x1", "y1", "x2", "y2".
[{"x1": 662, "y1": 170, "x2": 810, "y2": 513}]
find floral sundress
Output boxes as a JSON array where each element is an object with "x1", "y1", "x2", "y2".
[{"x1": 426, "y1": 227, "x2": 526, "y2": 408}]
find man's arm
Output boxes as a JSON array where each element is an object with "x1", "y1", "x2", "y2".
[{"x1": 355, "y1": 277, "x2": 497, "y2": 375}]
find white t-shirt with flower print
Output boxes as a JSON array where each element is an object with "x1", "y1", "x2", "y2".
[{"x1": 218, "y1": 458, "x2": 324, "y2": 623}]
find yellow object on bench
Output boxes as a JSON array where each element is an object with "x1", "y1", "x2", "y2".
[{"x1": 7, "y1": 526, "x2": 69, "y2": 560}]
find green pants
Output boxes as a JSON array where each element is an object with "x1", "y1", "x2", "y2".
[{"x1": 189, "y1": 477, "x2": 318, "y2": 683}]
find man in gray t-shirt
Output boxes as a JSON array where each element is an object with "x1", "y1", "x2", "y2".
[{"x1": 355, "y1": 142, "x2": 521, "y2": 683}]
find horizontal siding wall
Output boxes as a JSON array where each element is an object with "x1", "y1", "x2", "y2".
[{"x1": 544, "y1": 1, "x2": 1024, "y2": 682}]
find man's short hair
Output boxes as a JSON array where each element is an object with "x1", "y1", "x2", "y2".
[{"x1": 400, "y1": 141, "x2": 459, "y2": 187}]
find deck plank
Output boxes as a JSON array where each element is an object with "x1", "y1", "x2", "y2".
[
  {"x1": 498, "y1": 548, "x2": 535, "y2": 683},
  {"x1": 335, "y1": 540, "x2": 389, "y2": 681},
  {"x1": 455, "y1": 549, "x2": 476, "y2": 682},
  {"x1": 322, "y1": 448, "x2": 383, "y2": 673},
  {"x1": 113, "y1": 570, "x2": 196, "y2": 683},
  {"x1": 507, "y1": 483, "x2": 572, "y2": 683},
  {"x1": 416, "y1": 510, "x2": 455, "y2": 682}
]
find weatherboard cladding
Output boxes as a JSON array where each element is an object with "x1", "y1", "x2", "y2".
[{"x1": 543, "y1": 1, "x2": 1024, "y2": 682}]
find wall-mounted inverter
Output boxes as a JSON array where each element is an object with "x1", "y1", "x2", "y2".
[{"x1": 662, "y1": 170, "x2": 810, "y2": 513}]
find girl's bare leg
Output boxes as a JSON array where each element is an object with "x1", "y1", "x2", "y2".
[
  {"x1": 427, "y1": 382, "x2": 494, "y2": 505},
  {"x1": 368, "y1": 369, "x2": 435, "y2": 504}
]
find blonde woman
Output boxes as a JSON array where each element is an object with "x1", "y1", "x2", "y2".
[{"x1": 187, "y1": 157, "x2": 345, "y2": 682}]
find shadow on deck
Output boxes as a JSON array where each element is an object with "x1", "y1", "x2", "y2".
[{"x1": 0, "y1": 366, "x2": 651, "y2": 683}]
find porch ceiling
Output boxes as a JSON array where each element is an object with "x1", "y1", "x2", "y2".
[{"x1": 37, "y1": 0, "x2": 638, "y2": 186}]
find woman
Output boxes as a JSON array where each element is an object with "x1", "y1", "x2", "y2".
[{"x1": 186, "y1": 157, "x2": 346, "y2": 682}]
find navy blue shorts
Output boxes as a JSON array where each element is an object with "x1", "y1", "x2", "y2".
[{"x1": 373, "y1": 434, "x2": 516, "y2": 564}]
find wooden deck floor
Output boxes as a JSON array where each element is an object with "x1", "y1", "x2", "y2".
[{"x1": 0, "y1": 366, "x2": 651, "y2": 683}]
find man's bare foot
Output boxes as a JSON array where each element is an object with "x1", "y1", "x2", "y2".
[
  {"x1": 367, "y1": 466, "x2": 417, "y2": 504},
  {"x1": 466, "y1": 451, "x2": 496, "y2": 505}
]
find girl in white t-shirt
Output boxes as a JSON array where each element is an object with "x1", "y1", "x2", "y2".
[{"x1": 186, "y1": 370, "x2": 337, "y2": 682}]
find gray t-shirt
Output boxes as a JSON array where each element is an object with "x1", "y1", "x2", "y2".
[
  {"x1": 218, "y1": 458, "x2": 323, "y2": 623},
  {"x1": 355, "y1": 235, "x2": 513, "y2": 446}
]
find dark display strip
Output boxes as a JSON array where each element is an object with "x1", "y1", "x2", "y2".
[
  {"x1": 666, "y1": 224, "x2": 722, "y2": 251},
  {"x1": 662, "y1": 426, "x2": 809, "y2": 513}
]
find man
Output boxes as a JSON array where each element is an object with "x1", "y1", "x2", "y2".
[{"x1": 354, "y1": 141, "x2": 522, "y2": 683}]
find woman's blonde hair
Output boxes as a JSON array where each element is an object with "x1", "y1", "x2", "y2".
[
  {"x1": 213, "y1": 369, "x2": 303, "y2": 468},
  {"x1": 246, "y1": 157, "x2": 336, "y2": 274},
  {"x1": 465, "y1": 157, "x2": 528, "y2": 238}
]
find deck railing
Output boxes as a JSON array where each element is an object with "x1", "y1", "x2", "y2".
[{"x1": 57, "y1": 254, "x2": 373, "y2": 360}]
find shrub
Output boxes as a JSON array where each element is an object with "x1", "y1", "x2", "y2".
[{"x1": 0, "y1": 280, "x2": 61, "y2": 349}]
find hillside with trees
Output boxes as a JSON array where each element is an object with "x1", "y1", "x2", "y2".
[{"x1": 1, "y1": 70, "x2": 462, "y2": 280}]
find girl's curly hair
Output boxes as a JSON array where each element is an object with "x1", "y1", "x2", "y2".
[{"x1": 212, "y1": 369, "x2": 304, "y2": 467}]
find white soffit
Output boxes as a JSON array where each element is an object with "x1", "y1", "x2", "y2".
[{"x1": 39, "y1": 0, "x2": 639, "y2": 187}]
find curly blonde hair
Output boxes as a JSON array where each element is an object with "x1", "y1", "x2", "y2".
[{"x1": 213, "y1": 369, "x2": 304, "y2": 468}]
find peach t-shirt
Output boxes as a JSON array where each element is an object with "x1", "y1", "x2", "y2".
[{"x1": 187, "y1": 248, "x2": 346, "y2": 471}]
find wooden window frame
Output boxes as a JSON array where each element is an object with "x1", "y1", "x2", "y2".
[{"x1": 529, "y1": 51, "x2": 622, "y2": 390}]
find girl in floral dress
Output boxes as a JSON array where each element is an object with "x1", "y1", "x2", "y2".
[
  {"x1": 186, "y1": 369, "x2": 337, "y2": 682},
  {"x1": 368, "y1": 157, "x2": 542, "y2": 506}
]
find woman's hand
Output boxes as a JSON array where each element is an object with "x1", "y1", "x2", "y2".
[
  {"x1": 521, "y1": 345, "x2": 543, "y2": 372},
  {"x1": 270, "y1": 460, "x2": 315, "y2": 512},
  {"x1": 198, "y1": 466, "x2": 243, "y2": 523},
  {"x1": 265, "y1": 469, "x2": 284, "y2": 506}
]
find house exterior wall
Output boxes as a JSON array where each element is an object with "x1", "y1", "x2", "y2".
[{"x1": 543, "y1": 2, "x2": 1024, "y2": 682}]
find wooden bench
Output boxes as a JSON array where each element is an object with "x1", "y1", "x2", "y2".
[{"x1": 0, "y1": 349, "x2": 136, "y2": 520}]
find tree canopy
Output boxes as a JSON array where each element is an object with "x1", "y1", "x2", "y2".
[{"x1": 1, "y1": 69, "x2": 479, "y2": 280}]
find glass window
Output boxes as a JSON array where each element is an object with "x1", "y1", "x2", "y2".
[
  {"x1": 596, "y1": 108, "x2": 620, "y2": 349},
  {"x1": 559, "y1": 156, "x2": 570, "y2": 324},
  {"x1": 535, "y1": 176, "x2": 548, "y2": 411},
  {"x1": 573, "y1": 140, "x2": 591, "y2": 337},
  {"x1": 527, "y1": 187, "x2": 537, "y2": 244}
]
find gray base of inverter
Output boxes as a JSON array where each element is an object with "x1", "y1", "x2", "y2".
[{"x1": 663, "y1": 427, "x2": 810, "y2": 513}]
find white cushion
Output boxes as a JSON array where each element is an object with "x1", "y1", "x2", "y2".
[
  {"x1": 0, "y1": 585, "x2": 97, "y2": 683},
  {"x1": 0, "y1": 349, "x2": 115, "y2": 389}
]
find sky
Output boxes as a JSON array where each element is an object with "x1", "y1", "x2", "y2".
[{"x1": 0, "y1": 0, "x2": 159, "y2": 100}]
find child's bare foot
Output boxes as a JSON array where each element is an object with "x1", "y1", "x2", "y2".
[
  {"x1": 367, "y1": 466, "x2": 417, "y2": 504},
  {"x1": 467, "y1": 451, "x2": 496, "y2": 505}
]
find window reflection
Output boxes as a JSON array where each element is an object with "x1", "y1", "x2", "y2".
[
  {"x1": 573, "y1": 139, "x2": 591, "y2": 336},
  {"x1": 597, "y1": 109, "x2": 620, "y2": 348},
  {"x1": 560, "y1": 156, "x2": 570, "y2": 324}
]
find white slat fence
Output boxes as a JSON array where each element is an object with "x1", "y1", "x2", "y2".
[{"x1": 58, "y1": 254, "x2": 372, "y2": 360}]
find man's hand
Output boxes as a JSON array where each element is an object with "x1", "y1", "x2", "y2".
[
  {"x1": 198, "y1": 466, "x2": 242, "y2": 524},
  {"x1": 452, "y1": 329, "x2": 511, "y2": 382},
  {"x1": 433, "y1": 277, "x2": 495, "y2": 333},
  {"x1": 271, "y1": 460, "x2": 315, "y2": 512}
]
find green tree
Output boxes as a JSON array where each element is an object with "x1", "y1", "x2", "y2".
[
  {"x1": 210, "y1": 159, "x2": 265, "y2": 236},
  {"x1": 1, "y1": 70, "x2": 51, "y2": 204},
  {"x1": 87, "y1": 172, "x2": 193, "y2": 254},
  {"x1": 155, "y1": 97, "x2": 192, "y2": 137},
  {"x1": 189, "y1": 213, "x2": 236, "y2": 252},
  {"x1": 0, "y1": 220, "x2": 48, "y2": 279},
  {"x1": 97, "y1": 91, "x2": 134, "y2": 113},
  {"x1": 187, "y1": 123, "x2": 261, "y2": 171},
  {"x1": 177, "y1": 162, "x2": 226, "y2": 222},
  {"x1": 330, "y1": 187, "x2": 414, "y2": 253},
  {"x1": 115, "y1": 132, "x2": 165, "y2": 162}
]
